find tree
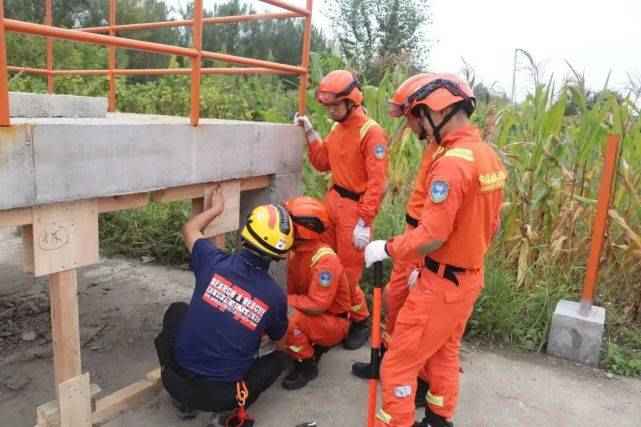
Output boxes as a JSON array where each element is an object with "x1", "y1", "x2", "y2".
[{"x1": 327, "y1": 0, "x2": 430, "y2": 83}]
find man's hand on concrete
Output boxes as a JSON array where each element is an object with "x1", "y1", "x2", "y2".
[
  {"x1": 207, "y1": 184, "x2": 225, "y2": 216},
  {"x1": 294, "y1": 113, "x2": 314, "y2": 133}
]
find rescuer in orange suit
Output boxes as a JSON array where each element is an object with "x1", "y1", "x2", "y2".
[
  {"x1": 281, "y1": 196, "x2": 353, "y2": 390},
  {"x1": 294, "y1": 70, "x2": 389, "y2": 350},
  {"x1": 351, "y1": 75, "x2": 441, "y2": 409},
  {"x1": 364, "y1": 73, "x2": 506, "y2": 427}
]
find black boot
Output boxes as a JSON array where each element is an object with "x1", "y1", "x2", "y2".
[
  {"x1": 351, "y1": 346, "x2": 386, "y2": 379},
  {"x1": 414, "y1": 378, "x2": 430, "y2": 408},
  {"x1": 343, "y1": 319, "x2": 370, "y2": 350},
  {"x1": 314, "y1": 345, "x2": 331, "y2": 363},
  {"x1": 415, "y1": 407, "x2": 453, "y2": 427},
  {"x1": 171, "y1": 398, "x2": 198, "y2": 420},
  {"x1": 282, "y1": 358, "x2": 319, "y2": 390}
]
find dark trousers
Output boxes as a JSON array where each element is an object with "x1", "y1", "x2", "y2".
[{"x1": 154, "y1": 302, "x2": 287, "y2": 412}]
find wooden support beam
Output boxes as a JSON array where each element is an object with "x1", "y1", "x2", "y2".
[
  {"x1": 33, "y1": 200, "x2": 99, "y2": 277},
  {"x1": 97, "y1": 193, "x2": 149, "y2": 213},
  {"x1": 22, "y1": 224, "x2": 34, "y2": 274},
  {"x1": 57, "y1": 373, "x2": 92, "y2": 427},
  {"x1": 92, "y1": 368, "x2": 162, "y2": 425},
  {"x1": 203, "y1": 180, "x2": 240, "y2": 238},
  {"x1": 0, "y1": 175, "x2": 272, "y2": 227},
  {"x1": 0, "y1": 207, "x2": 32, "y2": 226},
  {"x1": 48, "y1": 270, "x2": 82, "y2": 388},
  {"x1": 37, "y1": 383, "x2": 102, "y2": 427}
]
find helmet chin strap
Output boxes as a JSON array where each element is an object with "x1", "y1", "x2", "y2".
[
  {"x1": 334, "y1": 100, "x2": 356, "y2": 123},
  {"x1": 420, "y1": 104, "x2": 462, "y2": 144}
]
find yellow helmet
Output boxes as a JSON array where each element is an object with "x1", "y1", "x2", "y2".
[{"x1": 241, "y1": 204, "x2": 294, "y2": 259}]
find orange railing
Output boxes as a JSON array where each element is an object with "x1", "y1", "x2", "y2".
[{"x1": 0, "y1": 0, "x2": 314, "y2": 126}]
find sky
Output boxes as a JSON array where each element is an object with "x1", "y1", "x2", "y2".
[{"x1": 164, "y1": 0, "x2": 641, "y2": 99}]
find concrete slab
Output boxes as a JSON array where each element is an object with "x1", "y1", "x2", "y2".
[
  {"x1": 9, "y1": 92, "x2": 107, "y2": 118},
  {"x1": 0, "y1": 114, "x2": 305, "y2": 210},
  {"x1": 547, "y1": 299, "x2": 606, "y2": 367},
  {"x1": 0, "y1": 125, "x2": 36, "y2": 209}
]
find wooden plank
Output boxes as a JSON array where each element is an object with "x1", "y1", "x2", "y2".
[
  {"x1": 92, "y1": 370, "x2": 162, "y2": 425},
  {"x1": 33, "y1": 199, "x2": 98, "y2": 277},
  {"x1": 37, "y1": 383, "x2": 102, "y2": 427},
  {"x1": 203, "y1": 180, "x2": 240, "y2": 238},
  {"x1": 48, "y1": 270, "x2": 82, "y2": 388},
  {"x1": 58, "y1": 373, "x2": 92, "y2": 427},
  {"x1": 153, "y1": 183, "x2": 207, "y2": 203},
  {"x1": 240, "y1": 175, "x2": 271, "y2": 191},
  {"x1": 0, "y1": 207, "x2": 32, "y2": 226},
  {"x1": 22, "y1": 224, "x2": 34, "y2": 274},
  {"x1": 97, "y1": 193, "x2": 149, "y2": 213}
]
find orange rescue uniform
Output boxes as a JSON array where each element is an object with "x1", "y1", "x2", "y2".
[
  {"x1": 382, "y1": 141, "x2": 441, "y2": 345},
  {"x1": 375, "y1": 125, "x2": 505, "y2": 426},
  {"x1": 285, "y1": 241, "x2": 352, "y2": 360},
  {"x1": 308, "y1": 106, "x2": 388, "y2": 321}
]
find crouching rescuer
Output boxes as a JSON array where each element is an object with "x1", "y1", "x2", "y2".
[
  {"x1": 154, "y1": 186, "x2": 294, "y2": 427},
  {"x1": 281, "y1": 196, "x2": 354, "y2": 390}
]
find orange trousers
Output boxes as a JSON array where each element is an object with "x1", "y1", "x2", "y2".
[
  {"x1": 285, "y1": 310, "x2": 350, "y2": 360},
  {"x1": 322, "y1": 189, "x2": 370, "y2": 322},
  {"x1": 375, "y1": 268, "x2": 482, "y2": 427},
  {"x1": 381, "y1": 258, "x2": 414, "y2": 347}
]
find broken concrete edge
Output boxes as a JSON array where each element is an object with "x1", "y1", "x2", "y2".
[
  {"x1": 547, "y1": 299, "x2": 606, "y2": 367},
  {"x1": 9, "y1": 92, "x2": 107, "y2": 119}
]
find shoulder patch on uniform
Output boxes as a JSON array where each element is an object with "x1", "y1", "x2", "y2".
[
  {"x1": 374, "y1": 144, "x2": 386, "y2": 159},
  {"x1": 443, "y1": 148, "x2": 474, "y2": 162},
  {"x1": 310, "y1": 247, "x2": 336, "y2": 267},
  {"x1": 430, "y1": 180, "x2": 449, "y2": 204},
  {"x1": 319, "y1": 271, "x2": 333, "y2": 287}
]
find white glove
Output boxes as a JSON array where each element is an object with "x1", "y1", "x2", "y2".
[
  {"x1": 364, "y1": 240, "x2": 389, "y2": 268},
  {"x1": 294, "y1": 112, "x2": 314, "y2": 133},
  {"x1": 352, "y1": 218, "x2": 371, "y2": 250},
  {"x1": 407, "y1": 268, "x2": 420, "y2": 289}
]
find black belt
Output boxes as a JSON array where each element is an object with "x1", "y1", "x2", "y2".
[
  {"x1": 332, "y1": 185, "x2": 362, "y2": 202},
  {"x1": 405, "y1": 213, "x2": 419, "y2": 227},
  {"x1": 335, "y1": 312, "x2": 350, "y2": 319},
  {"x1": 424, "y1": 256, "x2": 465, "y2": 286}
]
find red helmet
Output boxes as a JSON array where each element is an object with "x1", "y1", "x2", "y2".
[
  {"x1": 316, "y1": 70, "x2": 363, "y2": 106},
  {"x1": 285, "y1": 196, "x2": 331, "y2": 240},
  {"x1": 389, "y1": 73, "x2": 475, "y2": 118}
]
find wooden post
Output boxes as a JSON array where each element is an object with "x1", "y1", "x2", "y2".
[{"x1": 48, "y1": 270, "x2": 82, "y2": 387}]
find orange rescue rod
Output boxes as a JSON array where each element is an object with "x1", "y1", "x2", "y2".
[
  {"x1": 579, "y1": 134, "x2": 621, "y2": 315},
  {"x1": 367, "y1": 261, "x2": 384, "y2": 427}
]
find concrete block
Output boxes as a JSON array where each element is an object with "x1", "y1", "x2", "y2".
[
  {"x1": 0, "y1": 125, "x2": 36, "y2": 209},
  {"x1": 547, "y1": 299, "x2": 606, "y2": 367},
  {"x1": 9, "y1": 92, "x2": 107, "y2": 118},
  {"x1": 1, "y1": 114, "x2": 304, "y2": 210}
]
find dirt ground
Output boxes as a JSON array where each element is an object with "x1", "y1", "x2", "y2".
[{"x1": 1, "y1": 227, "x2": 640, "y2": 427}]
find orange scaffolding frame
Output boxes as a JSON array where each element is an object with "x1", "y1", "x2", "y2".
[{"x1": 0, "y1": 0, "x2": 314, "y2": 126}]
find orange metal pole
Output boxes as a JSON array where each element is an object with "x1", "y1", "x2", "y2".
[
  {"x1": 258, "y1": 0, "x2": 311, "y2": 16},
  {"x1": 8, "y1": 65, "x2": 51, "y2": 76},
  {"x1": 201, "y1": 50, "x2": 305, "y2": 74},
  {"x1": 0, "y1": 0, "x2": 10, "y2": 126},
  {"x1": 298, "y1": 0, "x2": 313, "y2": 114},
  {"x1": 108, "y1": 0, "x2": 117, "y2": 112},
  {"x1": 79, "y1": 12, "x2": 301, "y2": 34},
  {"x1": 5, "y1": 19, "x2": 198, "y2": 58},
  {"x1": 49, "y1": 67, "x2": 297, "y2": 77},
  {"x1": 45, "y1": 0, "x2": 54, "y2": 93},
  {"x1": 190, "y1": 0, "x2": 203, "y2": 127},
  {"x1": 367, "y1": 262, "x2": 383, "y2": 427},
  {"x1": 579, "y1": 134, "x2": 621, "y2": 315}
]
